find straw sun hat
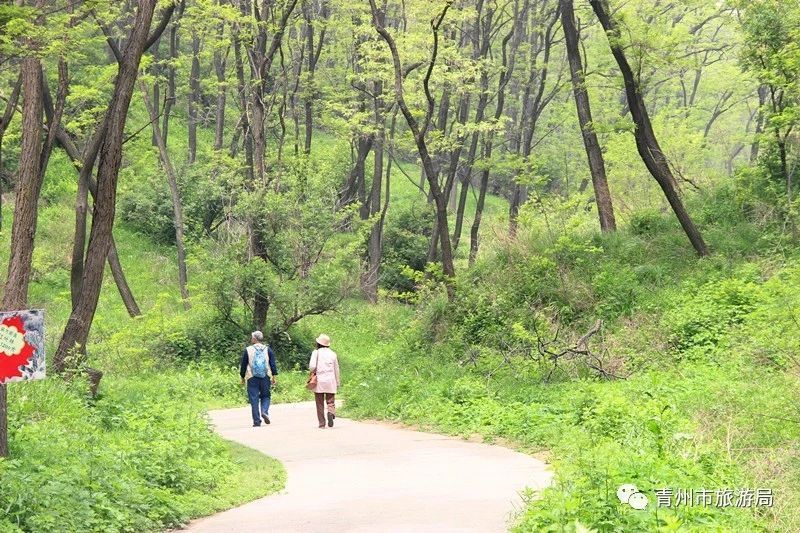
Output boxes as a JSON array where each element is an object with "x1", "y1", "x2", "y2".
[{"x1": 316, "y1": 334, "x2": 331, "y2": 347}]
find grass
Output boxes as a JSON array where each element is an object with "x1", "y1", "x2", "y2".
[{"x1": 177, "y1": 440, "x2": 286, "y2": 520}]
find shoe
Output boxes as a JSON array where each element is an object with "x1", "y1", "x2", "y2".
[
  {"x1": 327, "y1": 412, "x2": 334, "y2": 427},
  {"x1": 253, "y1": 423, "x2": 261, "y2": 427},
  {"x1": 318, "y1": 424, "x2": 326, "y2": 429},
  {"x1": 262, "y1": 413, "x2": 270, "y2": 425}
]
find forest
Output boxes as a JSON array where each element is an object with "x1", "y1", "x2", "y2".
[{"x1": 0, "y1": 0, "x2": 799, "y2": 530}]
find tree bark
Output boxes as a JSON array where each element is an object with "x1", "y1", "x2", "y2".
[
  {"x1": 561, "y1": 0, "x2": 616, "y2": 232},
  {"x1": 364, "y1": 81, "x2": 385, "y2": 303},
  {"x1": 54, "y1": 0, "x2": 158, "y2": 373},
  {"x1": 141, "y1": 83, "x2": 191, "y2": 309},
  {"x1": 750, "y1": 85, "x2": 768, "y2": 163},
  {"x1": 72, "y1": 167, "x2": 89, "y2": 308},
  {"x1": 3, "y1": 58, "x2": 43, "y2": 312},
  {"x1": 188, "y1": 31, "x2": 201, "y2": 163},
  {"x1": 162, "y1": 5, "x2": 182, "y2": 147},
  {"x1": 591, "y1": 0, "x2": 708, "y2": 256},
  {"x1": 0, "y1": 54, "x2": 44, "y2": 459},
  {"x1": 213, "y1": 26, "x2": 228, "y2": 151}
]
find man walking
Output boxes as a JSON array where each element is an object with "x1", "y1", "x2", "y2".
[{"x1": 240, "y1": 331, "x2": 278, "y2": 427}]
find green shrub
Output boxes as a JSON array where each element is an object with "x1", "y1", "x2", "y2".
[
  {"x1": 662, "y1": 276, "x2": 762, "y2": 360},
  {"x1": 628, "y1": 208, "x2": 672, "y2": 236},
  {"x1": 592, "y1": 264, "x2": 639, "y2": 319},
  {"x1": 380, "y1": 204, "x2": 435, "y2": 294}
]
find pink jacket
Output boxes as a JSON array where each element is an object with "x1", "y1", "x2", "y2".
[{"x1": 309, "y1": 348, "x2": 340, "y2": 394}]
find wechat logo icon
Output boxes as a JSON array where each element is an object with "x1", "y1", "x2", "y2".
[{"x1": 617, "y1": 484, "x2": 649, "y2": 510}]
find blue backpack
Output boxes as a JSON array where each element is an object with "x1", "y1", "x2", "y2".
[{"x1": 251, "y1": 345, "x2": 268, "y2": 378}]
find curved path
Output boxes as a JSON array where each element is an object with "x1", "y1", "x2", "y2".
[{"x1": 186, "y1": 402, "x2": 552, "y2": 533}]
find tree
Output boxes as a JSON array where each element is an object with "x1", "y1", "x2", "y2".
[
  {"x1": 234, "y1": 0, "x2": 300, "y2": 330},
  {"x1": 1, "y1": 9, "x2": 44, "y2": 458},
  {"x1": 590, "y1": 0, "x2": 709, "y2": 256},
  {"x1": 369, "y1": 0, "x2": 456, "y2": 288},
  {"x1": 507, "y1": 0, "x2": 562, "y2": 236},
  {"x1": 141, "y1": 82, "x2": 191, "y2": 309},
  {"x1": 738, "y1": 0, "x2": 800, "y2": 221},
  {"x1": 469, "y1": 0, "x2": 523, "y2": 264},
  {"x1": 560, "y1": 0, "x2": 615, "y2": 232},
  {"x1": 54, "y1": 0, "x2": 160, "y2": 372}
]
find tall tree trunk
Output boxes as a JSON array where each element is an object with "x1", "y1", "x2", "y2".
[
  {"x1": 240, "y1": 0, "x2": 301, "y2": 330},
  {"x1": 54, "y1": 0, "x2": 158, "y2": 373},
  {"x1": 452, "y1": 10, "x2": 491, "y2": 250},
  {"x1": 511, "y1": 3, "x2": 560, "y2": 235},
  {"x1": 141, "y1": 83, "x2": 191, "y2": 309},
  {"x1": 443, "y1": 93, "x2": 470, "y2": 215},
  {"x1": 341, "y1": 132, "x2": 373, "y2": 209},
  {"x1": 364, "y1": 81, "x2": 385, "y2": 303},
  {"x1": 188, "y1": 32, "x2": 201, "y2": 163},
  {"x1": 71, "y1": 168, "x2": 89, "y2": 309},
  {"x1": 213, "y1": 30, "x2": 228, "y2": 151},
  {"x1": 591, "y1": 0, "x2": 708, "y2": 256},
  {"x1": 150, "y1": 35, "x2": 161, "y2": 145},
  {"x1": 468, "y1": 4, "x2": 521, "y2": 264},
  {"x1": 232, "y1": 24, "x2": 253, "y2": 180},
  {"x1": 3, "y1": 58, "x2": 43, "y2": 312},
  {"x1": 561, "y1": 0, "x2": 616, "y2": 232},
  {"x1": 302, "y1": 0, "x2": 327, "y2": 154},
  {"x1": 750, "y1": 85, "x2": 768, "y2": 163},
  {"x1": 162, "y1": 8, "x2": 181, "y2": 147},
  {"x1": 0, "y1": 56, "x2": 43, "y2": 459},
  {"x1": 469, "y1": 140, "x2": 491, "y2": 266}
]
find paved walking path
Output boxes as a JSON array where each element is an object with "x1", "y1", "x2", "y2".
[{"x1": 185, "y1": 402, "x2": 552, "y2": 533}]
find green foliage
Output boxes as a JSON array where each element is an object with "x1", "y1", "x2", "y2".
[
  {"x1": 0, "y1": 374, "x2": 285, "y2": 532},
  {"x1": 380, "y1": 203, "x2": 435, "y2": 296},
  {"x1": 628, "y1": 208, "x2": 672, "y2": 237},
  {"x1": 662, "y1": 275, "x2": 762, "y2": 360}
]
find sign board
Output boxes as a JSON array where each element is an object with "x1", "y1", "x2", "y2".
[{"x1": 0, "y1": 309, "x2": 45, "y2": 385}]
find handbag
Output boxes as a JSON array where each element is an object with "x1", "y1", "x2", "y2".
[
  {"x1": 306, "y1": 370, "x2": 317, "y2": 391},
  {"x1": 306, "y1": 351, "x2": 318, "y2": 391}
]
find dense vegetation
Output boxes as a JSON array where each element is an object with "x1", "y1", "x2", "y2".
[{"x1": 1, "y1": 0, "x2": 799, "y2": 531}]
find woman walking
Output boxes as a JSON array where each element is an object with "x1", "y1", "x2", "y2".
[{"x1": 309, "y1": 334, "x2": 340, "y2": 428}]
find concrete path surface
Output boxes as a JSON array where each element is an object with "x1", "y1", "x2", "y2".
[{"x1": 186, "y1": 402, "x2": 552, "y2": 533}]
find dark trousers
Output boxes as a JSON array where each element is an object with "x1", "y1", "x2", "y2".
[
  {"x1": 247, "y1": 377, "x2": 271, "y2": 426},
  {"x1": 315, "y1": 392, "x2": 335, "y2": 426}
]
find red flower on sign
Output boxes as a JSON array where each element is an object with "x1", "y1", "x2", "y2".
[{"x1": 0, "y1": 315, "x2": 35, "y2": 382}]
